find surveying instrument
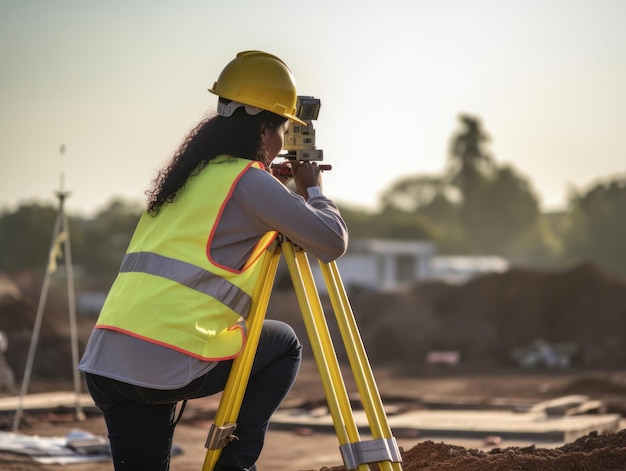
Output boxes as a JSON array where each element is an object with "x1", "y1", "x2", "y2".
[
  {"x1": 12, "y1": 144, "x2": 85, "y2": 431},
  {"x1": 203, "y1": 98, "x2": 403, "y2": 471},
  {"x1": 270, "y1": 96, "x2": 332, "y2": 176}
]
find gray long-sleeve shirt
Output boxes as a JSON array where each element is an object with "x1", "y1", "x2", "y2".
[{"x1": 78, "y1": 166, "x2": 348, "y2": 389}]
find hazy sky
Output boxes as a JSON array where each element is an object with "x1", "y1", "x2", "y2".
[{"x1": 1, "y1": 0, "x2": 624, "y2": 216}]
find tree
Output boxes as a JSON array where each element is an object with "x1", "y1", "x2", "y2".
[
  {"x1": 448, "y1": 114, "x2": 494, "y2": 200},
  {"x1": 338, "y1": 204, "x2": 437, "y2": 242},
  {"x1": 564, "y1": 175, "x2": 626, "y2": 275},
  {"x1": 447, "y1": 115, "x2": 545, "y2": 257},
  {"x1": 377, "y1": 114, "x2": 551, "y2": 259},
  {"x1": 379, "y1": 176, "x2": 465, "y2": 252},
  {"x1": 463, "y1": 165, "x2": 543, "y2": 256},
  {"x1": 381, "y1": 175, "x2": 450, "y2": 213},
  {"x1": 0, "y1": 199, "x2": 141, "y2": 285},
  {"x1": 0, "y1": 203, "x2": 59, "y2": 272},
  {"x1": 75, "y1": 198, "x2": 142, "y2": 278}
]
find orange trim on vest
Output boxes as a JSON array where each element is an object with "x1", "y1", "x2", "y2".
[
  {"x1": 94, "y1": 156, "x2": 274, "y2": 361},
  {"x1": 206, "y1": 160, "x2": 265, "y2": 274},
  {"x1": 95, "y1": 324, "x2": 246, "y2": 361}
]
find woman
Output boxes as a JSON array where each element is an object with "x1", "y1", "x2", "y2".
[{"x1": 79, "y1": 51, "x2": 348, "y2": 471}]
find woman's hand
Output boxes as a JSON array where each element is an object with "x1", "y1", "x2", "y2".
[
  {"x1": 292, "y1": 161, "x2": 322, "y2": 199},
  {"x1": 270, "y1": 163, "x2": 293, "y2": 186}
]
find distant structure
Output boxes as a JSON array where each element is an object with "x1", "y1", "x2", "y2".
[
  {"x1": 310, "y1": 238, "x2": 437, "y2": 293},
  {"x1": 307, "y1": 238, "x2": 510, "y2": 293},
  {"x1": 428, "y1": 255, "x2": 510, "y2": 284}
]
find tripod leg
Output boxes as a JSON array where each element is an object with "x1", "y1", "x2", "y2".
[
  {"x1": 202, "y1": 249, "x2": 280, "y2": 471},
  {"x1": 320, "y1": 261, "x2": 403, "y2": 471},
  {"x1": 282, "y1": 241, "x2": 371, "y2": 471},
  {"x1": 61, "y1": 205, "x2": 85, "y2": 421},
  {"x1": 12, "y1": 204, "x2": 64, "y2": 431}
]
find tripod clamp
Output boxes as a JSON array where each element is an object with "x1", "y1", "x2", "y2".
[
  {"x1": 340, "y1": 437, "x2": 402, "y2": 470},
  {"x1": 205, "y1": 422, "x2": 238, "y2": 450}
]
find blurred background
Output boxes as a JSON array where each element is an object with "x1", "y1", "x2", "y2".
[{"x1": 1, "y1": 0, "x2": 625, "y2": 387}]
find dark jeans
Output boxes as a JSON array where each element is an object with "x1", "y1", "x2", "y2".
[{"x1": 85, "y1": 320, "x2": 302, "y2": 471}]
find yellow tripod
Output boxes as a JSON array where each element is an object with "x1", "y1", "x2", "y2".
[{"x1": 202, "y1": 236, "x2": 403, "y2": 471}]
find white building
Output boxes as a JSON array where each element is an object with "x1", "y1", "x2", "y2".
[
  {"x1": 302, "y1": 238, "x2": 510, "y2": 293},
  {"x1": 308, "y1": 238, "x2": 436, "y2": 293},
  {"x1": 428, "y1": 255, "x2": 510, "y2": 284}
]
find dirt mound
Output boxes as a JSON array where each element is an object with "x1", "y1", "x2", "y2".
[
  {"x1": 2, "y1": 265, "x2": 626, "y2": 471},
  {"x1": 319, "y1": 429, "x2": 626, "y2": 471},
  {"x1": 341, "y1": 262, "x2": 626, "y2": 370},
  {"x1": 2, "y1": 260, "x2": 626, "y2": 379},
  {"x1": 0, "y1": 273, "x2": 93, "y2": 382}
]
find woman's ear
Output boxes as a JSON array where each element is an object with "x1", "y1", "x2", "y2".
[{"x1": 260, "y1": 124, "x2": 269, "y2": 143}]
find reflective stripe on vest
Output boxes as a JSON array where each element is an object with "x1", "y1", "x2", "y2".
[
  {"x1": 94, "y1": 157, "x2": 274, "y2": 361},
  {"x1": 120, "y1": 251, "x2": 252, "y2": 318}
]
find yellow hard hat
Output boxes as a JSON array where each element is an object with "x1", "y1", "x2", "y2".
[{"x1": 209, "y1": 51, "x2": 306, "y2": 126}]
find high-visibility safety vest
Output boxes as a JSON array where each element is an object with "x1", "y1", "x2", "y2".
[{"x1": 95, "y1": 156, "x2": 277, "y2": 361}]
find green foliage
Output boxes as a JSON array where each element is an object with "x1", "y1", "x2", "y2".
[
  {"x1": 374, "y1": 209, "x2": 436, "y2": 240},
  {"x1": 0, "y1": 203, "x2": 59, "y2": 271},
  {"x1": 450, "y1": 116, "x2": 544, "y2": 257},
  {"x1": 338, "y1": 204, "x2": 436, "y2": 241},
  {"x1": 0, "y1": 199, "x2": 142, "y2": 287},
  {"x1": 334, "y1": 205, "x2": 378, "y2": 239},
  {"x1": 2, "y1": 116, "x2": 624, "y2": 280},
  {"x1": 378, "y1": 176, "x2": 466, "y2": 253},
  {"x1": 74, "y1": 199, "x2": 142, "y2": 277},
  {"x1": 380, "y1": 175, "x2": 450, "y2": 213},
  {"x1": 461, "y1": 165, "x2": 543, "y2": 256},
  {"x1": 378, "y1": 114, "x2": 553, "y2": 260},
  {"x1": 563, "y1": 175, "x2": 626, "y2": 275},
  {"x1": 448, "y1": 114, "x2": 495, "y2": 197}
]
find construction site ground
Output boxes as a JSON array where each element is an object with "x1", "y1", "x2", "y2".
[
  {"x1": 3, "y1": 262, "x2": 626, "y2": 469},
  {"x1": 2, "y1": 359, "x2": 626, "y2": 471}
]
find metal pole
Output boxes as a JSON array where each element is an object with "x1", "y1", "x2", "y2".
[
  {"x1": 12, "y1": 203, "x2": 63, "y2": 431},
  {"x1": 59, "y1": 191, "x2": 85, "y2": 421}
]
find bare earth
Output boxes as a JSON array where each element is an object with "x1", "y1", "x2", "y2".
[
  {"x1": 3, "y1": 265, "x2": 626, "y2": 469},
  {"x1": 2, "y1": 359, "x2": 626, "y2": 471}
]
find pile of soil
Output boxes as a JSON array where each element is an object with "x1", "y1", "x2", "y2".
[
  {"x1": 2, "y1": 264, "x2": 626, "y2": 470},
  {"x1": 320, "y1": 429, "x2": 626, "y2": 471},
  {"x1": 321, "y1": 261, "x2": 626, "y2": 370},
  {"x1": 2, "y1": 261, "x2": 626, "y2": 380},
  {"x1": 0, "y1": 272, "x2": 95, "y2": 383}
]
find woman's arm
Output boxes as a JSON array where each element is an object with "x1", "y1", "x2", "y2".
[{"x1": 231, "y1": 167, "x2": 348, "y2": 263}]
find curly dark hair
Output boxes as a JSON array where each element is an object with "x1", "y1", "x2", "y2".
[{"x1": 146, "y1": 100, "x2": 288, "y2": 214}]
